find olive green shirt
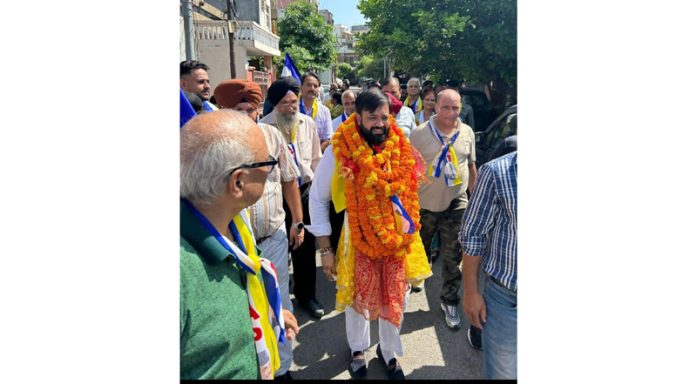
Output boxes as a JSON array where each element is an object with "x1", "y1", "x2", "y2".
[{"x1": 180, "y1": 201, "x2": 259, "y2": 380}]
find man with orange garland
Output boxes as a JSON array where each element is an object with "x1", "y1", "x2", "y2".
[{"x1": 308, "y1": 90, "x2": 432, "y2": 380}]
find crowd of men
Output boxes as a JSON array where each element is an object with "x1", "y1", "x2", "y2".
[{"x1": 179, "y1": 59, "x2": 517, "y2": 380}]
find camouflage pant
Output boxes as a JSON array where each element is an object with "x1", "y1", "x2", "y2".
[{"x1": 419, "y1": 207, "x2": 466, "y2": 305}]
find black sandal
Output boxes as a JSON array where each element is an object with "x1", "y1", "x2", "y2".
[
  {"x1": 349, "y1": 350, "x2": 367, "y2": 379},
  {"x1": 376, "y1": 344, "x2": 405, "y2": 380}
]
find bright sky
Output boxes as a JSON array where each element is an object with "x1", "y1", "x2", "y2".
[{"x1": 318, "y1": 0, "x2": 367, "y2": 27}]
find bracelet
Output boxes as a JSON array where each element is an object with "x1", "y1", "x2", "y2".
[{"x1": 317, "y1": 247, "x2": 332, "y2": 256}]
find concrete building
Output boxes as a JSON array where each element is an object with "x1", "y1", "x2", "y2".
[
  {"x1": 335, "y1": 24, "x2": 357, "y2": 66},
  {"x1": 319, "y1": 9, "x2": 334, "y2": 25},
  {"x1": 179, "y1": 0, "x2": 280, "y2": 98}
]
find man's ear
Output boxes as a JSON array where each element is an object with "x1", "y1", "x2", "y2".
[
  {"x1": 355, "y1": 114, "x2": 361, "y2": 126},
  {"x1": 227, "y1": 170, "x2": 244, "y2": 198}
]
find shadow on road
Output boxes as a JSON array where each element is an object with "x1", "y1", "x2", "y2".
[{"x1": 289, "y1": 250, "x2": 484, "y2": 379}]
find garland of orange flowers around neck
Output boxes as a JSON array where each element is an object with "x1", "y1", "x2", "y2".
[{"x1": 331, "y1": 113, "x2": 421, "y2": 259}]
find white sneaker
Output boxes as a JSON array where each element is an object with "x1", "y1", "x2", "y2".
[{"x1": 440, "y1": 303, "x2": 461, "y2": 329}]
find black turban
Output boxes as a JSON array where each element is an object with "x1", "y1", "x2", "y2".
[{"x1": 266, "y1": 76, "x2": 300, "y2": 107}]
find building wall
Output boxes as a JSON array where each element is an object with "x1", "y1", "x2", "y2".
[
  {"x1": 195, "y1": 25, "x2": 233, "y2": 89},
  {"x1": 237, "y1": 0, "x2": 261, "y2": 24}
]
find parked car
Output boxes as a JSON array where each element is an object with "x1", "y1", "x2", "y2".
[
  {"x1": 459, "y1": 87, "x2": 496, "y2": 132},
  {"x1": 475, "y1": 105, "x2": 517, "y2": 167}
]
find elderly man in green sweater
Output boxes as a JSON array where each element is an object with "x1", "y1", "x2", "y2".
[{"x1": 180, "y1": 110, "x2": 299, "y2": 379}]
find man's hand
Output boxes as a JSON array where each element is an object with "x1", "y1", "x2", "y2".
[
  {"x1": 288, "y1": 227, "x2": 304, "y2": 250},
  {"x1": 319, "y1": 248, "x2": 337, "y2": 281},
  {"x1": 282, "y1": 309, "x2": 299, "y2": 340},
  {"x1": 462, "y1": 291, "x2": 487, "y2": 330}
]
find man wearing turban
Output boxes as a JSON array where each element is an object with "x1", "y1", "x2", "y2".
[{"x1": 260, "y1": 77, "x2": 325, "y2": 320}]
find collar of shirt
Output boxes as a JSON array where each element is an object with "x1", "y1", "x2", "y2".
[
  {"x1": 180, "y1": 199, "x2": 230, "y2": 265},
  {"x1": 428, "y1": 116, "x2": 461, "y2": 139}
]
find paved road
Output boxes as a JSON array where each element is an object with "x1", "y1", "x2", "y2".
[{"x1": 288, "y1": 252, "x2": 484, "y2": 380}]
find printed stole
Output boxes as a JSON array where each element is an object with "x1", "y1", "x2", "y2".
[
  {"x1": 299, "y1": 98, "x2": 318, "y2": 120},
  {"x1": 405, "y1": 96, "x2": 423, "y2": 114},
  {"x1": 182, "y1": 201, "x2": 285, "y2": 379},
  {"x1": 427, "y1": 121, "x2": 462, "y2": 186}
]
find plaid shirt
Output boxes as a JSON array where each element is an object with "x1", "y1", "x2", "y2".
[{"x1": 459, "y1": 152, "x2": 517, "y2": 292}]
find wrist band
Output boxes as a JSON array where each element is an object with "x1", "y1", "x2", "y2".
[{"x1": 317, "y1": 247, "x2": 332, "y2": 255}]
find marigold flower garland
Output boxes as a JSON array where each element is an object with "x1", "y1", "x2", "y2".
[{"x1": 332, "y1": 114, "x2": 421, "y2": 259}]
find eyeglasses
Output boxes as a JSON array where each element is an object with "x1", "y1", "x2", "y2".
[{"x1": 229, "y1": 155, "x2": 278, "y2": 175}]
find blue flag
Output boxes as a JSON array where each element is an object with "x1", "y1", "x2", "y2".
[
  {"x1": 280, "y1": 53, "x2": 301, "y2": 83},
  {"x1": 180, "y1": 89, "x2": 197, "y2": 129}
]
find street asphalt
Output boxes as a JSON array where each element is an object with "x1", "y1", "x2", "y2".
[{"x1": 287, "y1": 251, "x2": 484, "y2": 380}]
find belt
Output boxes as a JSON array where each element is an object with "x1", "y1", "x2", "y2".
[
  {"x1": 257, "y1": 235, "x2": 271, "y2": 244},
  {"x1": 487, "y1": 275, "x2": 516, "y2": 294}
]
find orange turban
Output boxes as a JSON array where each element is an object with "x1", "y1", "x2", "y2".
[{"x1": 213, "y1": 79, "x2": 263, "y2": 108}]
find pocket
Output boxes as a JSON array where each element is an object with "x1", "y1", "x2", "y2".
[{"x1": 484, "y1": 278, "x2": 516, "y2": 308}]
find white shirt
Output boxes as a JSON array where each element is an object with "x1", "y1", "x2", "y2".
[
  {"x1": 306, "y1": 145, "x2": 337, "y2": 237},
  {"x1": 395, "y1": 106, "x2": 416, "y2": 138},
  {"x1": 301, "y1": 99, "x2": 334, "y2": 142},
  {"x1": 260, "y1": 110, "x2": 322, "y2": 186},
  {"x1": 331, "y1": 112, "x2": 349, "y2": 130}
]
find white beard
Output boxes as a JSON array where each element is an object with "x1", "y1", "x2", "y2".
[{"x1": 276, "y1": 111, "x2": 300, "y2": 138}]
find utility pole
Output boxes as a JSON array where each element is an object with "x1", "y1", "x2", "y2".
[
  {"x1": 182, "y1": 0, "x2": 196, "y2": 60},
  {"x1": 227, "y1": 0, "x2": 237, "y2": 78}
]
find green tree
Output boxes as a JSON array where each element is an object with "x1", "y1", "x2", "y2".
[
  {"x1": 277, "y1": 1, "x2": 337, "y2": 74},
  {"x1": 336, "y1": 62, "x2": 353, "y2": 79},
  {"x1": 355, "y1": 54, "x2": 385, "y2": 81},
  {"x1": 357, "y1": 0, "x2": 516, "y2": 108}
]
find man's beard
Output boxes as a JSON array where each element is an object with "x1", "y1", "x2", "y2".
[
  {"x1": 360, "y1": 122, "x2": 389, "y2": 146},
  {"x1": 276, "y1": 111, "x2": 299, "y2": 136}
]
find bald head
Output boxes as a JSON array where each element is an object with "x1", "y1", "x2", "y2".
[
  {"x1": 180, "y1": 110, "x2": 268, "y2": 205},
  {"x1": 435, "y1": 89, "x2": 462, "y2": 131},
  {"x1": 341, "y1": 90, "x2": 356, "y2": 116},
  {"x1": 436, "y1": 88, "x2": 461, "y2": 104}
]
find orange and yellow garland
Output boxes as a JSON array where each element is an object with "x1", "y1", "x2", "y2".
[
  {"x1": 331, "y1": 113, "x2": 421, "y2": 259},
  {"x1": 331, "y1": 113, "x2": 432, "y2": 326}
]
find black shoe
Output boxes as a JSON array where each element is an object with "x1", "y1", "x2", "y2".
[
  {"x1": 349, "y1": 350, "x2": 367, "y2": 379},
  {"x1": 376, "y1": 344, "x2": 405, "y2": 380},
  {"x1": 410, "y1": 282, "x2": 424, "y2": 293},
  {"x1": 274, "y1": 371, "x2": 294, "y2": 380},
  {"x1": 300, "y1": 298, "x2": 324, "y2": 318},
  {"x1": 467, "y1": 325, "x2": 483, "y2": 351}
]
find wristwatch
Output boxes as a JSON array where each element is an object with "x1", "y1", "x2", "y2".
[{"x1": 292, "y1": 222, "x2": 305, "y2": 230}]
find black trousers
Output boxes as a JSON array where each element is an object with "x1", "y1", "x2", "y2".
[{"x1": 284, "y1": 182, "x2": 316, "y2": 304}]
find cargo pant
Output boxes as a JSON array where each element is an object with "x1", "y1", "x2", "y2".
[{"x1": 419, "y1": 206, "x2": 466, "y2": 305}]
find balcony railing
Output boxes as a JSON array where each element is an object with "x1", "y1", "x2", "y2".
[
  {"x1": 235, "y1": 20, "x2": 280, "y2": 53},
  {"x1": 193, "y1": 20, "x2": 279, "y2": 56},
  {"x1": 194, "y1": 20, "x2": 229, "y2": 40}
]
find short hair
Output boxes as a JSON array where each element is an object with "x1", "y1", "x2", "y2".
[
  {"x1": 407, "y1": 77, "x2": 420, "y2": 87},
  {"x1": 180, "y1": 60, "x2": 209, "y2": 78},
  {"x1": 341, "y1": 90, "x2": 356, "y2": 102},
  {"x1": 367, "y1": 80, "x2": 381, "y2": 90},
  {"x1": 331, "y1": 91, "x2": 342, "y2": 105},
  {"x1": 301, "y1": 71, "x2": 320, "y2": 85},
  {"x1": 356, "y1": 89, "x2": 389, "y2": 114},
  {"x1": 180, "y1": 110, "x2": 255, "y2": 205}
]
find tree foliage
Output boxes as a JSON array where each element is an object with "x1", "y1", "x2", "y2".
[
  {"x1": 357, "y1": 0, "x2": 516, "y2": 106},
  {"x1": 336, "y1": 63, "x2": 353, "y2": 79},
  {"x1": 355, "y1": 55, "x2": 386, "y2": 81},
  {"x1": 277, "y1": 1, "x2": 337, "y2": 74}
]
